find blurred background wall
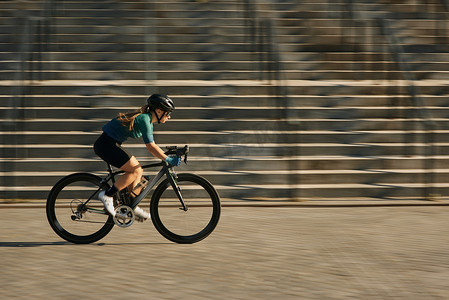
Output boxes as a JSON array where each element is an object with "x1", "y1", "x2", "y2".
[{"x1": 1, "y1": 0, "x2": 448, "y2": 203}]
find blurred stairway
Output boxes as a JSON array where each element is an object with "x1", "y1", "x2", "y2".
[
  {"x1": 266, "y1": 0, "x2": 449, "y2": 200},
  {"x1": 0, "y1": 0, "x2": 448, "y2": 202}
]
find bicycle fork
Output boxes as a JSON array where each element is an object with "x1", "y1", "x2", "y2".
[{"x1": 166, "y1": 168, "x2": 188, "y2": 212}]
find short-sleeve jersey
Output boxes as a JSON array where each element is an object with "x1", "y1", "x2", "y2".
[{"x1": 102, "y1": 113, "x2": 154, "y2": 144}]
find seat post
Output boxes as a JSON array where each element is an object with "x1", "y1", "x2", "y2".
[
  {"x1": 106, "y1": 163, "x2": 114, "y2": 174},
  {"x1": 106, "y1": 163, "x2": 116, "y2": 185}
]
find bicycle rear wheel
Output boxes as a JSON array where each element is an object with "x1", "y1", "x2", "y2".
[
  {"x1": 46, "y1": 173, "x2": 114, "y2": 244},
  {"x1": 150, "y1": 173, "x2": 221, "y2": 244}
]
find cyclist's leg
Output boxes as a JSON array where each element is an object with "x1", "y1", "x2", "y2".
[
  {"x1": 117, "y1": 157, "x2": 149, "y2": 220},
  {"x1": 94, "y1": 133, "x2": 142, "y2": 196},
  {"x1": 114, "y1": 156, "x2": 143, "y2": 192}
]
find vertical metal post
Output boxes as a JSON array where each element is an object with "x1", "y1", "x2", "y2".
[
  {"x1": 145, "y1": 0, "x2": 158, "y2": 95},
  {"x1": 377, "y1": 18, "x2": 436, "y2": 200},
  {"x1": 243, "y1": 0, "x2": 259, "y2": 80}
]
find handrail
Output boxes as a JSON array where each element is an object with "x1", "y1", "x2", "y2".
[
  {"x1": 242, "y1": 1, "x2": 290, "y2": 117},
  {"x1": 4, "y1": 4, "x2": 53, "y2": 199},
  {"x1": 242, "y1": 2, "x2": 299, "y2": 199},
  {"x1": 144, "y1": 1, "x2": 158, "y2": 94},
  {"x1": 243, "y1": 0, "x2": 283, "y2": 85},
  {"x1": 438, "y1": 0, "x2": 449, "y2": 44},
  {"x1": 376, "y1": 18, "x2": 437, "y2": 200},
  {"x1": 258, "y1": 19, "x2": 288, "y2": 112},
  {"x1": 243, "y1": 0, "x2": 258, "y2": 55},
  {"x1": 11, "y1": 14, "x2": 51, "y2": 121}
]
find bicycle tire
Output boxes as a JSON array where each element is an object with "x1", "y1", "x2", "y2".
[
  {"x1": 150, "y1": 173, "x2": 221, "y2": 244},
  {"x1": 46, "y1": 173, "x2": 114, "y2": 244}
]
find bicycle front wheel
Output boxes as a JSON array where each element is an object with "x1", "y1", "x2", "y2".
[
  {"x1": 150, "y1": 173, "x2": 221, "y2": 244},
  {"x1": 46, "y1": 173, "x2": 114, "y2": 244}
]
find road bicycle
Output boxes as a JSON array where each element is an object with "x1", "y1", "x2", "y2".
[{"x1": 46, "y1": 145, "x2": 221, "y2": 244}]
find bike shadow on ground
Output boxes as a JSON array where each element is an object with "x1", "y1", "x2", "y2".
[{"x1": 0, "y1": 241, "x2": 172, "y2": 247}]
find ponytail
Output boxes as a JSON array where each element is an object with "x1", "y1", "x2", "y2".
[{"x1": 117, "y1": 104, "x2": 150, "y2": 131}]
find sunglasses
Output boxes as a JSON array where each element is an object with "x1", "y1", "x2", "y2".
[{"x1": 165, "y1": 111, "x2": 172, "y2": 117}]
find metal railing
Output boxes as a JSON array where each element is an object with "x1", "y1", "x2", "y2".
[
  {"x1": 144, "y1": 0, "x2": 158, "y2": 95},
  {"x1": 243, "y1": 0, "x2": 290, "y2": 116},
  {"x1": 3, "y1": 2, "x2": 54, "y2": 198},
  {"x1": 438, "y1": 0, "x2": 449, "y2": 44},
  {"x1": 11, "y1": 0, "x2": 55, "y2": 116},
  {"x1": 243, "y1": 0, "x2": 300, "y2": 200},
  {"x1": 377, "y1": 18, "x2": 437, "y2": 200},
  {"x1": 335, "y1": 1, "x2": 441, "y2": 200}
]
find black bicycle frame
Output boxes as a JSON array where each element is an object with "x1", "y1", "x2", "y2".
[{"x1": 82, "y1": 161, "x2": 187, "y2": 212}]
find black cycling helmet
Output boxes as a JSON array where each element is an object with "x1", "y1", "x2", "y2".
[
  {"x1": 146, "y1": 94, "x2": 175, "y2": 124},
  {"x1": 147, "y1": 94, "x2": 175, "y2": 112}
]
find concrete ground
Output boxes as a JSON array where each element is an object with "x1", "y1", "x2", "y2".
[{"x1": 1, "y1": 204, "x2": 449, "y2": 299}]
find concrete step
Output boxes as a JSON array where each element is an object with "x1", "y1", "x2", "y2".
[
  {"x1": 0, "y1": 25, "x2": 246, "y2": 35},
  {"x1": 2, "y1": 105, "x2": 449, "y2": 120},
  {"x1": 0, "y1": 42, "x2": 252, "y2": 53},
  {"x1": 1, "y1": 0, "x2": 442, "y2": 11},
  {"x1": 45, "y1": 17, "x2": 248, "y2": 27},
  {"x1": 3, "y1": 70, "x2": 448, "y2": 81},
  {"x1": 2, "y1": 130, "x2": 449, "y2": 145},
  {"x1": 0, "y1": 51, "x2": 257, "y2": 61},
  {"x1": 0, "y1": 143, "x2": 445, "y2": 159},
  {"x1": 2, "y1": 79, "x2": 448, "y2": 96},
  {"x1": 2, "y1": 60, "x2": 449, "y2": 72},
  {"x1": 3, "y1": 30, "x2": 447, "y2": 45},
  {"x1": 0, "y1": 33, "x2": 249, "y2": 44},
  {"x1": 1, "y1": 60, "x2": 260, "y2": 71},
  {"x1": 49, "y1": 10, "x2": 243, "y2": 19},
  {"x1": 57, "y1": 1, "x2": 243, "y2": 10},
  {"x1": 3, "y1": 51, "x2": 448, "y2": 62},
  {"x1": 2, "y1": 168, "x2": 447, "y2": 190},
  {"x1": 3, "y1": 118, "x2": 449, "y2": 132},
  {"x1": 2, "y1": 79, "x2": 273, "y2": 95},
  {"x1": 278, "y1": 18, "x2": 449, "y2": 29},
  {"x1": 4, "y1": 42, "x2": 448, "y2": 55},
  {"x1": 2, "y1": 94, "x2": 448, "y2": 108},
  {"x1": 1, "y1": 182, "x2": 447, "y2": 201},
  {"x1": 0, "y1": 106, "x2": 299, "y2": 119},
  {"x1": 295, "y1": 183, "x2": 449, "y2": 199},
  {"x1": 3, "y1": 155, "x2": 448, "y2": 172},
  {"x1": 295, "y1": 43, "x2": 449, "y2": 53},
  {"x1": 275, "y1": 25, "x2": 447, "y2": 37},
  {"x1": 1, "y1": 70, "x2": 266, "y2": 81}
]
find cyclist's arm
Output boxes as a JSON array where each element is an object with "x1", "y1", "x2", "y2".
[{"x1": 146, "y1": 142, "x2": 167, "y2": 161}]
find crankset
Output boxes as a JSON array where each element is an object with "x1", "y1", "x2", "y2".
[{"x1": 113, "y1": 205, "x2": 135, "y2": 228}]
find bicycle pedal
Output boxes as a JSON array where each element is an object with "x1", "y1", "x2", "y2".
[
  {"x1": 116, "y1": 212, "x2": 129, "y2": 220},
  {"x1": 135, "y1": 216, "x2": 149, "y2": 222}
]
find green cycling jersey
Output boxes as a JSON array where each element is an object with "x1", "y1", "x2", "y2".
[{"x1": 102, "y1": 113, "x2": 154, "y2": 144}]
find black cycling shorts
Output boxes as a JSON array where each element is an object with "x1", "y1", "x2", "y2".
[{"x1": 94, "y1": 132, "x2": 132, "y2": 168}]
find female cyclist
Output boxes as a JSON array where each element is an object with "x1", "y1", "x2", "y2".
[{"x1": 93, "y1": 94, "x2": 181, "y2": 220}]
